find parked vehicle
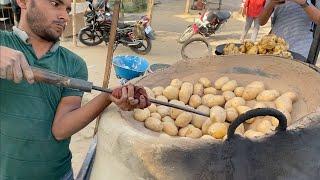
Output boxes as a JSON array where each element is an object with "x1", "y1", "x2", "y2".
[
  {"x1": 78, "y1": 0, "x2": 154, "y2": 55},
  {"x1": 177, "y1": 10, "x2": 231, "y2": 43}
]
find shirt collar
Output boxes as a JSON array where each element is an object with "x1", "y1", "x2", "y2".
[{"x1": 12, "y1": 26, "x2": 60, "y2": 53}]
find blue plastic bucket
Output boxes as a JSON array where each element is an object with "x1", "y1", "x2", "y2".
[{"x1": 113, "y1": 55, "x2": 149, "y2": 80}]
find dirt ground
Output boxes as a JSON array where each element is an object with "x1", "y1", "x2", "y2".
[{"x1": 60, "y1": 0, "x2": 319, "y2": 177}]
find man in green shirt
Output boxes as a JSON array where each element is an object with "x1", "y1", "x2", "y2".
[{"x1": 0, "y1": 0, "x2": 149, "y2": 179}]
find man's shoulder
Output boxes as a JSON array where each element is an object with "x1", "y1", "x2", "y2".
[
  {"x1": 0, "y1": 30, "x2": 15, "y2": 42},
  {"x1": 57, "y1": 46, "x2": 87, "y2": 67}
]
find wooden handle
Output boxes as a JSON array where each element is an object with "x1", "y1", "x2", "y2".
[{"x1": 31, "y1": 67, "x2": 93, "y2": 92}]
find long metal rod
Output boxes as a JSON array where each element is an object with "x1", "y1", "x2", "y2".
[{"x1": 92, "y1": 86, "x2": 210, "y2": 117}]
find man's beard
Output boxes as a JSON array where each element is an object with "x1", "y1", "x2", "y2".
[{"x1": 26, "y1": 4, "x2": 64, "y2": 42}]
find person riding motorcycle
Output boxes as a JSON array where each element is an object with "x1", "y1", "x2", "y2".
[
  {"x1": 92, "y1": 0, "x2": 111, "y2": 22},
  {"x1": 200, "y1": 11, "x2": 219, "y2": 36}
]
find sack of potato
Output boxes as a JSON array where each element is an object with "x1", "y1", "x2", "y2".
[
  {"x1": 132, "y1": 77, "x2": 298, "y2": 140},
  {"x1": 223, "y1": 34, "x2": 293, "y2": 59}
]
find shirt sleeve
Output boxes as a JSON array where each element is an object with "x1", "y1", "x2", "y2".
[{"x1": 61, "y1": 57, "x2": 88, "y2": 98}]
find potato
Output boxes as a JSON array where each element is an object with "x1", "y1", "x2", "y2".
[
  {"x1": 133, "y1": 108, "x2": 150, "y2": 122},
  {"x1": 148, "y1": 104, "x2": 157, "y2": 113},
  {"x1": 226, "y1": 107, "x2": 238, "y2": 122},
  {"x1": 235, "y1": 123, "x2": 245, "y2": 135},
  {"x1": 201, "y1": 135, "x2": 215, "y2": 140},
  {"x1": 242, "y1": 81, "x2": 265, "y2": 101},
  {"x1": 170, "y1": 79, "x2": 183, "y2": 89},
  {"x1": 244, "y1": 130, "x2": 264, "y2": 139},
  {"x1": 260, "y1": 35, "x2": 276, "y2": 50},
  {"x1": 256, "y1": 90, "x2": 280, "y2": 101},
  {"x1": 236, "y1": 106, "x2": 253, "y2": 123},
  {"x1": 202, "y1": 94, "x2": 225, "y2": 108},
  {"x1": 210, "y1": 106, "x2": 227, "y2": 123},
  {"x1": 234, "y1": 87, "x2": 245, "y2": 97},
  {"x1": 247, "y1": 117, "x2": 264, "y2": 130},
  {"x1": 214, "y1": 76, "x2": 230, "y2": 90},
  {"x1": 156, "y1": 95, "x2": 168, "y2": 103},
  {"x1": 199, "y1": 77, "x2": 212, "y2": 88},
  {"x1": 270, "y1": 117, "x2": 279, "y2": 127},
  {"x1": 246, "y1": 100, "x2": 257, "y2": 108},
  {"x1": 202, "y1": 118, "x2": 213, "y2": 135},
  {"x1": 157, "y1": 105, "x2": 170, "y2": 117},
  {"x1": 208, "y1": 122, "x2": 228, "y2": 139},
  {"x1": 163, "y1": 86, "x2": 179, "y2": 100},
  {"x1": 145, "y1": 117, "x2": 163, "y2": 132},
  {"x1": 277, "y1": 108, "x2": 292, "y2": 125},
  {"x1": 179, "y1": 82, "x2": 194, "y2": 104},
  {"x1": 187, "y1": 95, "x2": 201, "y2": 108},
  {"x1": 152, "y1": 86, "x2": 164, "y2": 96},
  {"x1": 236, "y1": 106, "x2": 251, "y2": 115},
  {"x1": 256, "y1": 119, "x2": 273, "y2": 134},
  {"x1": 169, "y1": 100, "x2": 185, "y2": 119},
  {"x1": 225, "y1": 97, "x2": 246, "y2": 109},
  {"x1": 254, "y1": 102, "x2": 267, "y2": 109},
  {"x1": 275, "y1": 96, "x2": 293, "y2": 113},
  {"x1": 175, "y1": 112, "x2": 193, "y2": 128},
  {"x1": 204, "y1": 87, "x2": 218, "y2": 95},
  {"x1": 186, "y1": 127, "x2": 203, "y2": 138},
  {"x1": 162, "y1": 121, "x2": 178, "y2": 136},
  {"x1": 178, "y1": 124, "x2": 194, "y2": 137},
  {"x1": 244, "y1": 41, "x2": 254, "y2": 50},
  {"x1": 144, "y1": 87, "x2": 155, "y2": 98},
  {"x1": 221, "y1": 80, "x2": 238, "y2": 92},
  {"x1": 192, "y1": 105, "x2": 210, "y2": 128},
  {"x1": 162, "y1": 116, "x2": 175, "y2": 123},
  {"x1": 264, "y1": 101, "x2": 276, "y2": 109},
  {"x1": 281, "y1": 91, "x2": 298, "y2": 103},
  {"x1": 247, "y1": 45, "x2": 258, "y2": 54},
  {"x1": 193, "y1": 83, "x2": 204, "y2": 96},
  {"x1": 223, "y1": 91, "x2": 236, "y2": 101},
  {"x1": 258, "y1": 44, "x2": 267, "y2": 54},
  {"x1": 151, "y1": 113, "x2": 162, "y2": 120},
  {"x1": 239, "y1": 45, "x2": 246, "y2": 53}
]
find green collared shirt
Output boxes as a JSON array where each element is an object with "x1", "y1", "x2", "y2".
[{"x1": 0, "y1": 27, "x2": 88, "y2": 180}]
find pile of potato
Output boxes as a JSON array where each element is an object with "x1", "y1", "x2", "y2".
[
  {"x1": 223, "y1": 34, "x2": 293, "y2": 59},
  {"x1": 132, "y1": 77, "x2": 298, "y2": 140}
]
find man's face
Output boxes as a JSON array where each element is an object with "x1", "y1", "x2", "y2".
[{"x1": 26, "y1": 0, "x2": 72, "y2": 42}]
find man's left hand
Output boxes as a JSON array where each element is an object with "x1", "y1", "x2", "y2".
[{"x1": 109, "y1": 84, "x2": 151, "y2": 111}]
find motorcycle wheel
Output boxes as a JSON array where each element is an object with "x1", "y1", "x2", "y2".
[
  {"x1": 129, "y1": 38, "x2": 152, "y2": 55},
  {"x1": 177, "y1": 26, "x2": 195, "y2": 44},
  {"x1": 78, "y1": 27, "x2": 104, "y2": 46}
]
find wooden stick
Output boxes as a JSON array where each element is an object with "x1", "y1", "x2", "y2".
[
  {"x1": 147, "y1": 0, "x2": 154, "y2": 25},
  {"x1": 307, "y1": 26, "x2": 320, "y2": 65},
  {"x1": 72, "y1": 0, "x2": 77, "y2": 46},
  {"x1": 94, "y1": 0, "x2": 122, "y2": 136},
  {"x1": 184, "y1": 0, "x2": 191, "y2": 14}
]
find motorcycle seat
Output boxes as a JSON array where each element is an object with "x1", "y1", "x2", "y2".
[
  {"x1": 118, "y1": 22, "x2": 131, "y2": 29},
  {"x1": 216, "y1": 11, "x2": 231, "y2": 21}
]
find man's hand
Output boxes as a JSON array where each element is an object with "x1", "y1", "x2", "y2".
[
  {"x1": 109, "y1": 84, "x2": 151, "y2": 111},
  {"x1": 270, "y1": 0, "x2": 287, "y2": 6},
  {"x1": 0, "y1": 46, "x2": 34, "y2": 83}
]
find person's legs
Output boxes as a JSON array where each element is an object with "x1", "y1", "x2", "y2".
[
  {"x1": 251, "y1": 18, "x2": 260, "y2": 42},
  {"x1": 240, "y1": 16, "x2": 254, "y2": 43}
]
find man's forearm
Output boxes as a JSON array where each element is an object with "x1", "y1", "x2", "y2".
[
  {"x1": 52, "y1": 93, "x2": 112, "y2": 140},
  {"x1": 259, "y1": 3, "x2": 275, "y2": 26},
  {"x1": 303, "y1": 4, "x2": 320, "y2": 25}
]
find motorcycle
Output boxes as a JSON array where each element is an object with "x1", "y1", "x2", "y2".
[
  {"x1": 177, "y1": 10, "x2": 231, "y2": 44},
  {"x1": 78, "y1": 0, "x2": 154, "y2": 55}
]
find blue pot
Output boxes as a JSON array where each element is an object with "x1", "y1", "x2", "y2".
[{"x1": 113, "y1": 55, "x2": 149, "y2": 80}]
